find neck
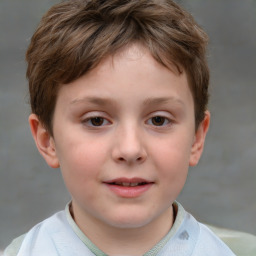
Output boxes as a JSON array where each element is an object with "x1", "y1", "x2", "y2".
[{"x1": 71, "y1": 205, "x2": 174, "y2": 256}]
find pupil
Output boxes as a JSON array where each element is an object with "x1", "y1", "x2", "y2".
[
  {"x1": 152, "y1": 116, "x2": 164, "y2": 126},
  {"x1": 91, "y1": 117, "x2": 104, "y2": 126}
]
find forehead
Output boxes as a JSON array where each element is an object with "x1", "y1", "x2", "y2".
[
  {"x1": 57, "y1": 44, "x2": 192, "y2": 106},
  {"x1": 99, "y1": 43, "x2": 182, "y2": 76}
]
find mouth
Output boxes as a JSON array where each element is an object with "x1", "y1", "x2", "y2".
[
  {"x1": 104, "y1": 177, "x2": 154, "y2": 187},
  {"x1": 103, "y1": 178, "x2": 154, "y2": 198},
  {"x1": 107, "y1": 181, "x2": 150, "y2": 187}
]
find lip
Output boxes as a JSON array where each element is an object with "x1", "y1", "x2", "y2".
[{"x1": 103, "y1": 177, "x2": 154, "y2": 198}]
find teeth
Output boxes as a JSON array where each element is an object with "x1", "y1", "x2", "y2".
[
  {"x1": 130, "y1": 183, "x2": 139, "y2": 187},
  {"x1": 114, "y1": 182, "x2": 141, "y2": 187}
]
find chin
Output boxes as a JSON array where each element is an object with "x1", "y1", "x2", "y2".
[{"x1": 105, "y1": 209, "x2": 155, "y2": 229}]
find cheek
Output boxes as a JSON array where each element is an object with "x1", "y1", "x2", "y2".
[
  {"x1": 152, "y1": 135, "x2": 192, "y2": 169},
  {"x1": 58, "y1": 146, "x2": 103, "y2": 206},
  {"x1": 57, "y1": 135, "x2": 107, "y2": 168},
  {"x1": 56, "y1": 139, "x2": 108, "y2": 189},
  {"x1": 155, "y1": 148, "x2": 189, "y2": 180},
  {"x1": 151, "y1": 137, "x2": 192, "y2": 190}
]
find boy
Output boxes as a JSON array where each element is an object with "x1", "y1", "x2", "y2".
[{"x1": 4, "y1": 0, "x2": 246, "y2": 255}]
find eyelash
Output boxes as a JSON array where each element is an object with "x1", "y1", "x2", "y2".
[
  {"x1": 146, "y1": 116, "x2": 171, "y2": 127},
  {"x1": 82, "y1": 116, "x2": 111, "y2": 127},
  {"x1": 82, "y1": 115, "x2": 172, "y2": 128}
]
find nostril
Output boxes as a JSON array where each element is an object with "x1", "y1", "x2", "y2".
[
  {"x1": 117, "y1": 156, "x2": 144, "y2": 163},
  {"x1": 113, "y1": 146, "x2": 147, "y2": 164}
]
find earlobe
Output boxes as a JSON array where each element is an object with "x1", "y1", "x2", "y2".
[
  {"x1": 189, "y1": 111, "x2": 210, "y2": 166},
  {"x1": 29, "y1": 114, "x2": 60, "y2": 168}
]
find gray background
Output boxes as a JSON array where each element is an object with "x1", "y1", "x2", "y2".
[{"x1": 0, "y1": 0, "x2": 255, "y2": 252}]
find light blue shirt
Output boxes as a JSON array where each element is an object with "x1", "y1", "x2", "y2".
[{"x1": 4, "y1": 202, "x2": 237, "y2": 256}]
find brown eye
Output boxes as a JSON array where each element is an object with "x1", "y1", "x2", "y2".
[
  {"x1": 151, "y1": 116, "x2": 167, "y2": 126},
  {"x1": 90, "y1": 117, "x2": 105, "y2": 126}
]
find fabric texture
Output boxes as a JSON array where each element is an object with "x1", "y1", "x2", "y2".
[
  {"x1": 4, "y1": 202, "x2": 238, "y2": 256},
  {"x1": 207, "y1": 224, "x2": 256, "y2": 256}
]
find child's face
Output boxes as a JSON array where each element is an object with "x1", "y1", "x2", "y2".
[{"x1": 32, "y1": 44, "x2": 209, "y2": 232}]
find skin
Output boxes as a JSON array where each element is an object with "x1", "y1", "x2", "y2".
[{"x1": 29, "y1": 44, "x2": 210, "y2": 255}]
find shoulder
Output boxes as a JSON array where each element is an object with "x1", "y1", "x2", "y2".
[
  {"x1": 3, "y1": 209, "x2": 95, "y2": 256},
  {"x1": 184, "y1": 217, "x2": 236, "y2": 255},
  {"x1": 4, "y1": 210, "x2": 67, "y2": 256},
  {"x1": 3, "y1": 234, "x2": 26, "y2": 256},
  {"x1": 176, "y1": 203, "x2": 256, "y2": 256},
  {"x1": 206, "y1": 224, "x2": 256, "y2": 256}
]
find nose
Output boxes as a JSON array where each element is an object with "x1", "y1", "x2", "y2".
[{"x1": 112, "y1": 124, "x2": 147, "y2": 165}]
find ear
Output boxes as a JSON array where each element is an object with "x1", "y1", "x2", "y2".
[
  {"x1": 29, "y1": 114, "x2": 60, "y2": 168},
  {"x1": 189, "y1": 111, "x2": 210, "y2": 166}
]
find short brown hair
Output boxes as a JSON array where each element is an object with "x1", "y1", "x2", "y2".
[{"x1": 26, "y1": 0, "x2": 209, "y2": 134}]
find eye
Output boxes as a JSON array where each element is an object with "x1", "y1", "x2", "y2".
[
  {"x1": 147, "y1": 116, "x2": 170, "y2": 126},
  {"x1": 83, "y1": 116, "x2": 110, "y2": 127}
]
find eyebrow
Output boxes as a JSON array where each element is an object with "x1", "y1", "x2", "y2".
[
  {"x1": 70, "y1": 96, "x2": 184, "y2": 108},
  {"x1": 70, "y1": 96, "x2": 117, "y2": 107},
  {"x1": 142, "y1": 97, "x2": 185, "y2": 107}
]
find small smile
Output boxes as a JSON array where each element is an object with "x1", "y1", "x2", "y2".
[
  {"x1": 110, "y1": 181, "x2": 148, "y2": 187},
  {"x1": 103, "y1": 177, "x2": 154, "y2": 198}
]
